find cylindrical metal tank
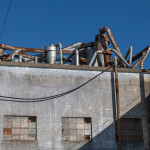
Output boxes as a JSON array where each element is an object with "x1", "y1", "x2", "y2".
[{"x1": 45, "y1": 44, "x2": 56, "y2": 64}]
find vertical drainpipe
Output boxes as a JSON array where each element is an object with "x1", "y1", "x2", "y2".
[{"x1": 114, "y1": 56, "x2": 122, "y2": 150}]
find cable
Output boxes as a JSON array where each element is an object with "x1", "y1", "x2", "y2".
[
  {"x1": 0, "y1": 67, "x2": 111, "y2": 102},
  {"x1": 0, "y1": 0, "x2": 13, "y2": 41}
]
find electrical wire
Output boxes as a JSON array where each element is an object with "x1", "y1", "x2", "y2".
[
  {"x1": 0, "y1": 67, "x2": 111, "y2": 102},
  {"x1": 0, "y1": 0, "x2": 13, "y2": 41}
]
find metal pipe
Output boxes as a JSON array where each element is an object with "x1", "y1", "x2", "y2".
[
  {"x1": 124, "y1": 47, "x2": 130, "y2": 60},
  {"x1": 0, "y1": 43, "x2": 44, "y2": 53},
  {"x1": 63, "y1": 51, "x2": 75, "y2": 64},
  {"x1": 140, "y1": 48, "x2": 150, "y2": 69},
  {"x1": 63, "y1": 44, "x2": 82, "y2": 65},
  {"x1": 0, "y1": 43, "x2": 72, "y2": 54},
  {"x1": 103, "y1": 41, "x2": 111, "y2": 67},
  {"x1": 7, "y1": 52, "x2": 35, "y2": 60},
  {"x1": 19, "y1": 55, "x2": 37, "y2": 63},
  {"x1": 34, "y1": 57, "x2": 38, "y2": 63},
  {"x1": 100, "y1": 26, "x2": 123, "y2": 57},
  {"x1": 108, "y1": 48, "x2": 130, "y2": 68},
  {"x1": 132, "y1": 51, "x2": 149, "y2": 69},
  {"x1": 95, "y1": 34, "x2": 105, "y2": 67},
  {"x1": 11, "y1": 49, "x2": 22, "y2": 61},
  {"x1": 63, "y1": 42, "x2": 82, "y2": 50},
  {"x1": 132, "y1": 57, "x2": 143, "y2": 69},
  {"x1": 100, "y1": 26, "x2": 126, "y2": 67},
  {"x1": 89, "y1": 51, "x2": 98, "y2": 66},
  {"x1": 56, "y1": 43, "x2": 63, "y2": 65},
  {"x1": 19, "y1": 55, "x2": 23, "y2": 62},
  {"x1": 103, "y1": 36, "x2": 111, "y2": 66},
  {"x1": 129, "y1": 46, "x2": 132, "y2": 67},
  {"x1": 113, "y1": 56, "x2": 122, "y2": 150},
  {"x1": 75, "y1": 47, "x2": 79, "y2": 66},
  {"x1": 131, "y1": 46, "x2": 150, "y2": 63}
]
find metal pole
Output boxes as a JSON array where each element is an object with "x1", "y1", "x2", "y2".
[
  {"x1": 34, "y1": 57, "x2": 38, "y2": 63},
  {"x1": 129, "y1": 46, "x2": 132, "y2": 67},
  {"x1": 140, "y1": 48, "x2": 150, "y2": 69},
  {"x1": 75, "y1": 47, "x2": 79, "y2": 66},
  {"x1": 56, "y1": 43, "x2": 63, "y2": 65},
  {"x1": 114, "y1": 56, "x2": 122, "y2": 150}
]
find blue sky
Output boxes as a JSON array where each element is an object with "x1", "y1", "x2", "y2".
[{"x1": 0, "y1": 0, "x2": 150, "y2": 68}]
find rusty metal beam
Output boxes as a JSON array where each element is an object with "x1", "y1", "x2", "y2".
[
  {"x1": 0, "y1": 44, "x2": 44, "y2": 53},
  {"x1": 131, "y1": 46, "x2": 150, "y2": 63},
  {"x1": 0, "y1": 43, "x2": 72, "y2": 54},
  {"x1": 140, "y1": 49, "x2": 150, "y2": 69},
  {"x1": 132, "y1": 58, "x2": 143, "y2": 69},
  {"x1": 132, "y1": 48, "x2": 150, "y2": 69}
]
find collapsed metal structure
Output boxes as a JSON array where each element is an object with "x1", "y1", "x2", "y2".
[{"x1": 0, "y1": 26, "x2": 149, "y2": 69}]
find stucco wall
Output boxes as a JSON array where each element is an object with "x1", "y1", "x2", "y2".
[{"x1": 0, "y1": 65, "x2": 149, "y2": 150}]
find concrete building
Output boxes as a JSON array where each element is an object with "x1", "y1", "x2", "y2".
[{"x1": 0, "y1": 62, "x2": 149, "y2": 150}]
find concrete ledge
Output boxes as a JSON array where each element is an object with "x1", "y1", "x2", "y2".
[{"x1": 0, "y1": 61, "x2": 149, "y2": 74}]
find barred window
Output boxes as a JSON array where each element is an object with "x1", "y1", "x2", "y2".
[
  {"x1": 62, "y1": 117, "x2": 92, "y2": 142},
  {"x1": 116, "y1": 118, "x2": 143, "y2": 142},
  {"x1": 4, "y1": 116, "x2": 36, "y2": 141}
]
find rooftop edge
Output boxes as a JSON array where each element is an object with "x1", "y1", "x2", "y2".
[{"x1": 0, "y1": 61, "x2": 149, "y2": 74}]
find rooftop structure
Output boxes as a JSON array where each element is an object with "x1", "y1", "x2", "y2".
[{"x1": 0, "y1": 26, "x2": 149, "y2": 70}]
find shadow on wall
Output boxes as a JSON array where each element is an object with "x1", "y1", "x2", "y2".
[
  {"x1": 76, "y1": 101, "x2": 148, "y2": 150},
  {"x1": 68, "y1": 73, "x2": 150, "y2": 150}
]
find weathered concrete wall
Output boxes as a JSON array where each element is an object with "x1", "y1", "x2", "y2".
[{"x1": 0, "y1": 65, "x2": 149, "y2": 150}]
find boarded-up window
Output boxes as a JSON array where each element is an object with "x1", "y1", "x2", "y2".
[
  {"x1": 116, "y1": 118, "x2": 143, "y2": 142},
  {"x1": 4, "y1": 116, "x2": 36, "y2": 141},
  {"x1": 62, "y1": 117, "x2": 92, "y2": 142}
]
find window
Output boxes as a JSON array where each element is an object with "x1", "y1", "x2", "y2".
[
  {"x1": 62, "y1": 117, "x2": 92, "y2": 142},
  {"x1": 116, "y1": 118, "x2": 143, "y2": 142},
  {"x1": 4, "y1": 116, "x2": 36, "y2": 141}
]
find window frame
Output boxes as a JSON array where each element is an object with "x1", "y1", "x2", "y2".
[
  {"x1": 62, "y1": 117, "x2": 92, "y2": 142},
  {"x1": 3, "y1": 115, "x2": 37, "y2": 141}
]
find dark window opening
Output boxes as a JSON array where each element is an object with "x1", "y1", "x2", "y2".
[{"x1": 115, "y1": 118, "x2": 143, "y2": 142}]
